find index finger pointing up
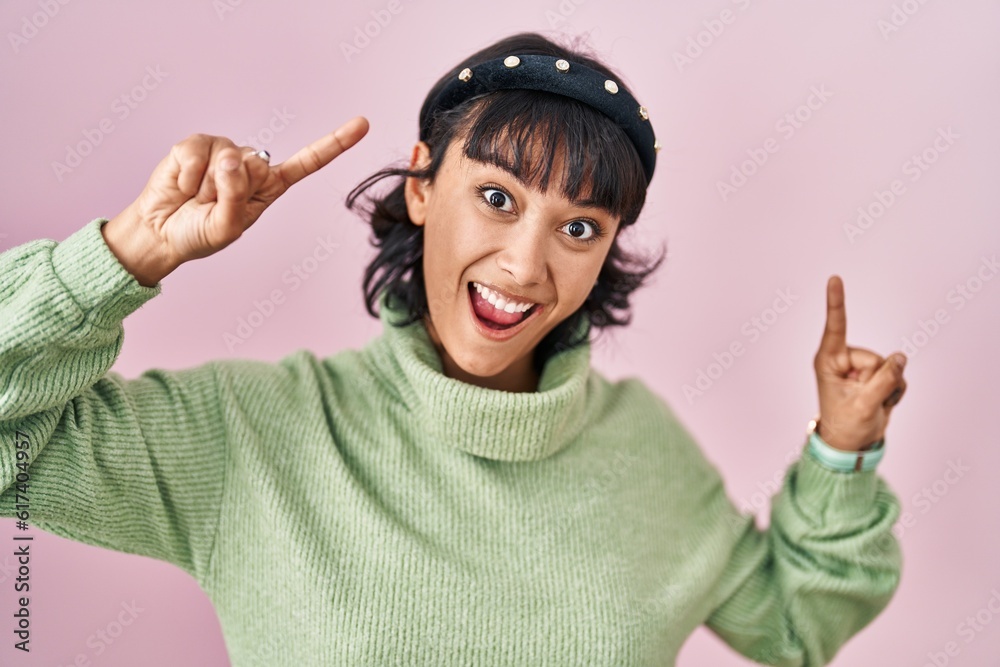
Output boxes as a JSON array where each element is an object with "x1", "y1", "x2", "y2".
[
  {"x1": 276, "y1": 116, "x2": 370, "y2": 188},
  {"x1": 818, "y1": 274, "x2": 848, "y2": 358}
]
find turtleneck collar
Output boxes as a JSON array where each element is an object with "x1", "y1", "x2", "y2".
[{"x1": 362, "y1": 291, "x2": 594, "y2": 462}]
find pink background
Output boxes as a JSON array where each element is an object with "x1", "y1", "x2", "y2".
[{"x1": 1, "y1": 0, "x2": 998, "y2": 665}]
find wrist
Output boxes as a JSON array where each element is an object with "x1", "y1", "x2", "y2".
[
  {"x1": 807, "y1": 416, "x2": 886, "y2": 473},
  {"x1": 815, "y1": 420, "x2": 882, "y2": 452},
  {"x1": 103, "y1": 203, "x2": 178, "y2": 287}
]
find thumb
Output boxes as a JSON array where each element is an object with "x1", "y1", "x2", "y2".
[
  {"x1": 860, "y1": 353, "x2": 906, "y2": 410},
  {"x1": 214, "y1": 148, "x2": 249, "y2": 233}
]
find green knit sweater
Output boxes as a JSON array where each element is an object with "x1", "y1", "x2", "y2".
[{"x1": 0, "y1": 217, "x2": 902, "y2": 666}]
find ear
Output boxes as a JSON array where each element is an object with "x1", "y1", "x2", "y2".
[{"x1": 404, "y1": 141, "x2": 432, "y2": 227}]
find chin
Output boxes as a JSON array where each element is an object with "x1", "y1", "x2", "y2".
[{"x1": 450, "y1": 344, "x2": 518, "y2": 379}]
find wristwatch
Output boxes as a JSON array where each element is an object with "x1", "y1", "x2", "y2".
[{"x1": 805, "y1": 415, "x2": 885, "y2": 473}]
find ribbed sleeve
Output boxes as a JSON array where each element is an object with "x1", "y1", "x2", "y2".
[
  {"x1": 0, "y1": 218, "x2": 229, "y2": 584},
  {"x1": 703, "y1": 440, "x2": 903, "y2": 666},
  {"x1": 0, "y1": 218, "x2": 161, "y2": 420}
]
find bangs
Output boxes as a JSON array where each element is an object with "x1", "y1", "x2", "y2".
[{"x1": 454, "y1": 90, "x2": 647, "y2": 227}]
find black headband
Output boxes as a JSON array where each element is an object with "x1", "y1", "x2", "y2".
[{"x1": 418, "y1": 53, "x2": 660, "y2": 186}]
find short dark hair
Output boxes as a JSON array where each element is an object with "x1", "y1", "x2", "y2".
[{"x1": 344, "y1": 31, "x2": 667, "y2": 375}]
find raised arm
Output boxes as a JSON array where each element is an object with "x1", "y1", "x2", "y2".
[
  {"x1": 702, "y1": 275, "x2": 908, "y2": 665},
  {"x1": 0, "y1": 218, "x2": 227, "y2": 582},
  {"x1": 0, "y1": 117, "x2": 369, "y2": 582}
]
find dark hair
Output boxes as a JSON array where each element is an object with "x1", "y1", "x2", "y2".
[{"x1": 345, "y1": 31, "x2": 667, "y2": 375}]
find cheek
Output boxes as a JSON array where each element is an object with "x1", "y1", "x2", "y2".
[
  {"x1": 424, "y1": 207, "x2": 482, "y2": 269},
  {"x1": 553, "y1": 257, "x2": 603, "y2": 302},
  {"x1": 421, "y1": 213, "x2": 478, "y2": 313}
]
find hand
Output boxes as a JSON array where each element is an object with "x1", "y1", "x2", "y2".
[
  {"x1": 813, "y1": 275, "x2": 908, "y2": 452},
  {"x1": 106, "y1": 116, "x2": 369, "y2": 284}
]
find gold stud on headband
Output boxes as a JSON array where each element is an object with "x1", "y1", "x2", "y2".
[
  {"x1": 654, "y1": 139, "x2": 662, "y2": 153},
  {"x1": 422, "y1": 54, "x2": 658, "y2": 184}
]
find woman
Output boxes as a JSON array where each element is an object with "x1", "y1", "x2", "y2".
[{"x1": 0, "y1": 32, "x2": 907, "y2": 666}]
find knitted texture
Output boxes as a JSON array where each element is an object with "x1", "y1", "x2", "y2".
[{"x1": 0, "y1": 218, "x2": 903, "y2": 666}]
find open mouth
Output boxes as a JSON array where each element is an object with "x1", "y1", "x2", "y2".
[{"x1": 468, "y1": 282, "x2": 539, "y2": 331}]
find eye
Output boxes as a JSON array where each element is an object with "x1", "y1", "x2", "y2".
[
  {"x1": 478, "y1": 186, "x2": 514, "y2": 213},
  {"x1": 560, "y1": 219, "x2": 606, "y2": 245},
  {"x1": 476, "y1": 182, "x2": 608, "y2": 245}
]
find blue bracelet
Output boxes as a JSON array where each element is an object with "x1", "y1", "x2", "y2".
[{"x1": 805, "y1": 417, "x2": 885, "y2": 473}]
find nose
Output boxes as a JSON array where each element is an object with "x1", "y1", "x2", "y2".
[{"x1": 495, "y1": 217, "x2": 549, "y2": 287}]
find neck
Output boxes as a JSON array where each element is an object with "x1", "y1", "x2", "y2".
[{"x1": 423, "y1": 315, "x2": 540, "y2": 393}]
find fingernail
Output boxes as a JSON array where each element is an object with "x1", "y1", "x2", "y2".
[
  {"x1": 221, "y1": 157, "x2": 239, "y2": 171},
  {"x1": 894, "y1": 355, "x2": 906, "y2": 369}
]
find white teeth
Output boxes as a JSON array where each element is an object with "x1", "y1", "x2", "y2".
[{"x1": 472, "y1": 282, "x2": 535, "y2": 313}]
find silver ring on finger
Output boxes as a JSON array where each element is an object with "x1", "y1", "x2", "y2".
[{"x1": 248, "y1": 148, "x2": 271, "y2": 163}]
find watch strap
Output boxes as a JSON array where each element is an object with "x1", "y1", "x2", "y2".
[{"x1": 805, "y1": 417, "x2": 886, "y2": 473}]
